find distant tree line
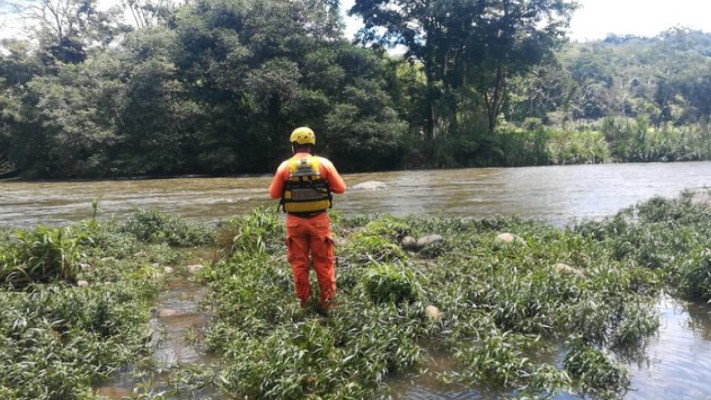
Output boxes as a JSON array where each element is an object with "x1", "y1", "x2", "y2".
[{"x1": 0, "y1": 0, "x2": 710, "y2": 179}]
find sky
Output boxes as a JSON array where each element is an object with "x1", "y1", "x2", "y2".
[
  {"x1": 2, "y1": 0, "x2": 711, "y2": 42},
  {"x1": 567, "y1": 0, "x2": 711, "y2": 41},
  {"x1": 340, "y1": 0, "x2": 711, "y2": 42}
]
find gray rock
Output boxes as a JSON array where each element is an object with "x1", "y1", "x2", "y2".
[
  {"x1": 400, "y1": 236, "x2": 418, "y2": 250},
  {"x1": 416, "y1": 234, "x2": 444, "y2": 249},
  {"x1": 352, "y1": 180, "x2": 387, "y2": 190}
]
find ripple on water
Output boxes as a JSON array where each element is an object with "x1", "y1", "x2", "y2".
[{"x1": 626, "y1": 297, "x2": 711, "y2": 400}]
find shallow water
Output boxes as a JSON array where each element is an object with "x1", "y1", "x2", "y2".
[
  {"x1": 151, "y1": 279, "x2": 211, "y2": 368},
  {"x1": 625, "y1": 297, "x2": 711, "y2": 400},
  {"x1": 389, "y1": 296, "x2": 711, "y2": 399},
  {"x1": 95, "y1": 279, "x2": 214, "y2": 399},
  {"x1": 4, "y1": 161, "x2": 711, "y2": 398}
]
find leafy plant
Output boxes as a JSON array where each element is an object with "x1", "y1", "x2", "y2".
[
  {"x1": 564, "y1": 339, "x2": 630, "y2": 397},
  {"x1": 120, "y1": 209, "x2": 214, "y2": 247},
  {"x1": 1, "y1": 226, "x2": 86, "y2": 288},
  {"x1": 361, "y1": 261, "x2": 423, "y2": 305}
]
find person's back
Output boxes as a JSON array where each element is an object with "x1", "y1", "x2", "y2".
[{"x1": 269, "y1": 127, "x2": 346, "y2": 313}]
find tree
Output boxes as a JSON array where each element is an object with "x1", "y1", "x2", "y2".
[
  {"x1": 122, "y1": 0, "x2": 177, "y2": 28},
  {"x1": 4, "y1": 0, "x2": 128, "y2": 64},
  {"x1": 172, "y1": 0, "x2": 403, "y2": 174},
  {"x1": 111, "y1": 28, "x2": 190, "y2": 176},
  {"x1": 4, "y1": 50, "x2": 124, "y2": 177},
  {"x1": 351, "y1": 0, "x2": 576, "y2": 135}
]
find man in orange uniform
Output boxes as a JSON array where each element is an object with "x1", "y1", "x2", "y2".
[{"x1": 269, "y1": 127, "x2": 347, "y2": 313}]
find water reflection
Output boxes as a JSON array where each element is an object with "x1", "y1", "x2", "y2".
[{"x1": 626, "y1": 297, "x2": 711, "y2": 400}]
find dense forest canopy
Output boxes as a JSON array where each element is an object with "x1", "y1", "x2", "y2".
[{"x1": 1, "y1": 0, "x2": 710, "y2": 178}]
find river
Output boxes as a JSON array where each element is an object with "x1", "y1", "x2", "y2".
[
  {"x1": 1, "y1": 161, "x2": 710, "y2": 229},
  {"x1": 2, "y1": 161, "x2": 711, "y2": 399}
]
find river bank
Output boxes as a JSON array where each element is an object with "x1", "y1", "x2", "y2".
[{"x1": 2, "y1": 191, "x2": 711, "y2": 399}]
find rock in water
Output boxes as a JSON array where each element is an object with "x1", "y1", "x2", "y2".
[
  {"x1": 157, "y1": 309, "x2": 179, "y2": 318},
  {"x1": 352, "y1": 180, "x2": 387, "y2": 190},
  {"x1": 187, "y1": 264, "x2": 204, "y2": 274}
]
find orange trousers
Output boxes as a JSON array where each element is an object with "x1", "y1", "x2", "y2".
[{"x1": 285, "y1": 212, "x2": 336, "y2": 310}]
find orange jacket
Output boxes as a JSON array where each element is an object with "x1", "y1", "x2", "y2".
[{"x1": 269, "y1": 152, "x2": 347, "y2": 200}]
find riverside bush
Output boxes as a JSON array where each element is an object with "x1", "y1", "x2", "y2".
[
  {"x1": 120, "y1": 209, "x2": 214, "y2": 247},
  {"x1": 0, "y1": 226, "x2": 87, "y2": 288},
  {"x1": 563, "y1": 339, "x2": 630, "y2": 398},
  {"x1": 362, "y1": 262, "x2": 422, "y2": 305},
  {"x1": 576, "y1": 189, "x2": 711, "y2": 301}
]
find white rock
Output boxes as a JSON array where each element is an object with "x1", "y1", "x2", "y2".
[
  {"x1": 163, "y1": 266, "x2": 174, "y2": 274},
  {"x1": 157, "y1": 309, "x2": 179, "y2": 318},
  {"x1": 554, "y1": 263, "x2": 585, "y2": 277},
  {"x1": 425, "y1": 305, "x2": 442, "y2": 321},
  {"x1": 79, "y1": 263, "x2": 91, "y2": 270},
  {"x1": 187, "y1": 264, "x2": 204, "y2": 274},
  {"x1": 352, "y1": 180, "x2": 388, "y2": 190},
  {"x1": 151, "y1": 263, "x2": 160, "y2": 268},
  {"x1": 77, "y1": 280, "x2": 89, "y2": 287},
  {"x1": 496, "y1": 232, "x2": 522, "y2": 244}
]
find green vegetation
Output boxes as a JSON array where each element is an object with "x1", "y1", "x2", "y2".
[
  {"x1": 0, "y1": 212, "x2": 214, "y2": 399},
  {"x1": 2, "y1": 0, "x2": 711, "y2": 178},
  {"x1": 189, "y1": 194, "x2": 705, "y2": 399},
  {"x1": 2, "y1": 191, "x2": 711, "y2": 398}
]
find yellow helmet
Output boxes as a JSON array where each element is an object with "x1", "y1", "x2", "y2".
[{"x1": 290, "y1": 127, "x2": 316, "y2": 145}]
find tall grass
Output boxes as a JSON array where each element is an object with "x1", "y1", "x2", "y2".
[
  {"x1": 421, "y1": 119, "x2": 711, "y2": 168},
  {"x1": 0, "y1": 226, "x2": 87, "y2": 288},
  {"x1": 602, "y1": 117, "x2": 711, "y2": 162}
]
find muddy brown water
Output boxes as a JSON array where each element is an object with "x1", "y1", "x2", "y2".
[
  {"x1": 94, "y1": 279, "x2": 214, "y2": 399},
  {"x1": 3, "y1": 161, "x2": 711, "y2": 399},
  {"x1": 2, "y1": 161, "x2": 710, "y2": 229}
]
